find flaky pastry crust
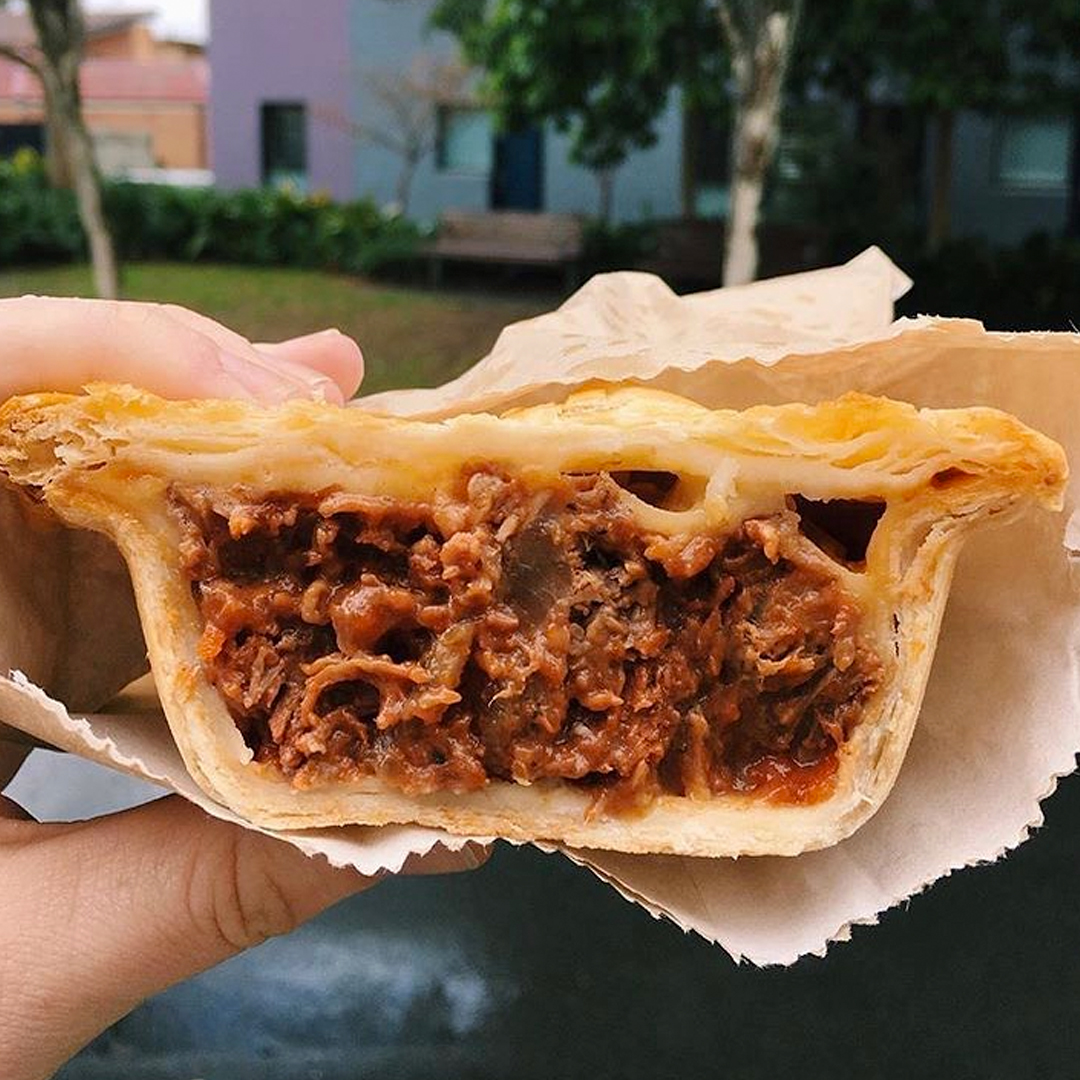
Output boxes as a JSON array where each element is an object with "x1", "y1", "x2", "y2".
[{"x1": 0, "y1": 385, "x2": 1066, "y2": 856}]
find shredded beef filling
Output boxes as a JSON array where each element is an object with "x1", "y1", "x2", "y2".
[{"x1": 170, "y1": 468, "x2": 882, "y2": 813}]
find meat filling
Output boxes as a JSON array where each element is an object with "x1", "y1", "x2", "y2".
[{"x1": 170, "y1": 467, "x2": 883, "y2": 813}]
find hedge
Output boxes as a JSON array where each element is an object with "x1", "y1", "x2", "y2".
[
  {"x1": 0, "y1": 149, "x2": 422, "y2": 274},
  {"x1": 896, "y1": 234, "x2": 1080, "y2": 332},
  {"x1": 4, "y1": 149, "x2": 1080, "y2": 330},
  {"x1": 0, "y1": 150, "x2": 85, "y2": 263}
]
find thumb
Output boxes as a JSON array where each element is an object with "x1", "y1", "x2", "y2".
[
  {"x1": 255, "y1": 329, "x2": 365, "y2": 399},
  {"x1": 0, "y1": 797, "x2": 372, "y2": 1075}
]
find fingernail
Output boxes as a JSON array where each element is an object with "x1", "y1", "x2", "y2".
[
  {"x1": 293, "y1": 372, "x2": 346, "y2": 405},
  {"x1": 219, "y1": 351, "x2": 345, "y2": 405}
]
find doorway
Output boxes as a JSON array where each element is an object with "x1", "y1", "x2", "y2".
[{"x1": 491, "y1": 127, "x2": 543, "y2": 210}]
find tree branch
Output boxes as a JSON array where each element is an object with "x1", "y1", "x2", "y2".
[
  {"x1": 350, "y1": 123, "x2": 409, "y2": 156},
  {"x1": 716, "y1": 0, "x2": 745, "y2": 55},
  {"x1": 0, "y1": 42, "x2": 43, "y2": 77},
  {"x1": 312, "y1": 104, "x2": 411, "y2": 156}
]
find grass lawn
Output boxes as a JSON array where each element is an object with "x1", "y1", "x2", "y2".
[{"x1": 0, "y1": 262, "x2": 554, "y2": 395}]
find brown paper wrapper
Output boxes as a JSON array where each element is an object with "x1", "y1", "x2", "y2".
[{"x1": 2, "y1": 247, "x2": 1077, "y2": 964}]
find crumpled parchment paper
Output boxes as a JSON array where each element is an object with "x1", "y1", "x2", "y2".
[{"x1": 2, "y1": 246, "x2": 1077, "y2": 964}]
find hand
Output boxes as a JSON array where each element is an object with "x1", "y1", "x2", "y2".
[
  {"x1": 0, "y1": 295, "x2": 364, "y2": 404},
  {"x1": 0, "y1": 298, "x2": 487, "y2": 1080}
]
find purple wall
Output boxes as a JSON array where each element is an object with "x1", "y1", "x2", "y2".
[{"x1": 209, "y1": 0, "x2": 355, "y2": 199}]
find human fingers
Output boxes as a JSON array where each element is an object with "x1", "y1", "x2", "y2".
[
  {"x1": 254, "y1": 329, "x2": 365, "y2": 399},
  {"x1": 0, "y1": 297, "x2": 342, "y2": 405},
  {"x1": 153, "y1": 304, "x2": 356, "y2": 402},
  {"x1": 0, "y1": 796, "x2": 374, "y2": 1077},
  {"x1": 0, "y1": 793, "x2": 35, "y2": 822},
  {"x1": 0, "y1": 741, "x2": 29, "y2": 791}
]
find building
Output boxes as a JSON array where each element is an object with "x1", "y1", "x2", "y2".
[
  {"x1": 210, "y1": 0, "x2": 682, "y2": 222},
  {"x1": 214, "y1": 0, "x2": 1073, "y2": 243},
  {"x1": 946, "y1": 112, "x2": 1074, "y2": 245},
  {"x1": 0, "y1": 9, "x2": 208, "y2": 174}
]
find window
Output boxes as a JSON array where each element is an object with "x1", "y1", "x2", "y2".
[
  {"x1": 261, "y1": 102, "x2": 307, "y2": 190},
  {"x1": 995, "y1": 117, "x2": 1071, "y2": 191},
  {"x1": 436, "y1": 107, "x2": 493, "y2": 175},
  {"x1": 0, "y1": 123, "x2": 44, "y2": 158}
]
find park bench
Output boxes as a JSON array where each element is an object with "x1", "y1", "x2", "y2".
[{"x1": 427, "y1": 210, "x2": 585, "y2": 290}]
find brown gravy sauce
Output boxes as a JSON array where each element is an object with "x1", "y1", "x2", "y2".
[{"x1": 170, "y1": 467, "x2": 882, "y2": 815}]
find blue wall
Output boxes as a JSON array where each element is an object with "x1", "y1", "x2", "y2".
[
  {"x1": 348, "y1": 0, "x2": 489, "y2": 218},
  {"x1": 210, "y1": 0, "x2": 1072, "y2": 239},
  {"x1": 346, "y1": 0, "x2": 683, "y2": 224},
  {"x1": 947, "y1": 112, "x2": 1069, "y2": 245}
]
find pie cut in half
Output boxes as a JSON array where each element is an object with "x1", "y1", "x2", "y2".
[{"x1": 0, "y1": 385, "x2": 1067, "y2": 856}]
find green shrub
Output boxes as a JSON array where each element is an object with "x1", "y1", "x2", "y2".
[
  {"x1": 103, "y1": 181, "x2": 207, "y2": 261},
  {"x1": 0, "y1": 151, "x2": 83, "y2": 263},
  {"x1": 581, "y1": 219, "x2": 658, "y2": 274},
  {"x1": 6, "y1": 149, "x2": 1079, "y2": 328},
  {"x1": 0, "y1": 151, "x2": 423, "y2": 275},
  {"x1": 103, "y1": 182, "x2": 424, "y2": 272},
  {"x1": 897, "y1": 234, "x2": 1080, "y2": 331}
]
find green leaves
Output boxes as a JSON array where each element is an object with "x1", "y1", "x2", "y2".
[
  {"x1": 796, "y1": 0, "x2": 1067, "y2": 114},
  {"x1": 0, "y1": 155, "x2": 423, "y2": 275},
  {"x1": 0, "y1": 152, "x2": 82, "y2": 262},
  {"x1": 432, "y1": 0, "x2": 720, "y2": 171}
]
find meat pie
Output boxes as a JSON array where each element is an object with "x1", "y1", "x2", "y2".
[{"x1": 0, "y1": 385, "x2": 1066, "y2": 856}]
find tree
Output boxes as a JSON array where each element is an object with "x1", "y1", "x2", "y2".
[
  {"x1": 1009, "y1": 0, "x2": 1080, "y2": 236},
  {"x1": 433, "y1": 0, "x2": 727, "y2": 226},
  {"x1": 717, "y1": 0, "x2": 801, "y2": 284},
  {"x1": 797, "y1": 0, "x2": 1034, "y2": 254},
  {"x1": 433, "y1": 0, "x2": 801, "y2": 282},
  {"x1": 0, "y1": 0, "x2": 118, "y2": 297},
  {"x1": 316, "y1": 55, "x2": 471, "y2": 215}
]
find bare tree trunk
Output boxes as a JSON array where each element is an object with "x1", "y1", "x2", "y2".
[
  {"x1": 927, "y1": 109, "x2": 954, "y2": 254},
  {"x1": 596, "y1": 167, "x2": 615, "y2": 222},
  {"x1": 43, "y1": 111, "x2": 73, "y2": 187},
  {"x1": 0, "y1": 18, "x2": 71, "y2": 187},
  {"x1": 395, "y1": 156, "x2": 417, "y2": 215},
  {"x1": 29, "y1": 0, "x2": 118, "y2": 298},
  {"x1": 718, "y1": 0, "x2": 801, "y2": 287}
]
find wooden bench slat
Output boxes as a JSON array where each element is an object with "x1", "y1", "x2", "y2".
[
  {"x1": 426, "y1": 210, "x2": 584, "y2": 288},
  {"x1": 432, "y1": 238, "x2": 579, "y2": 263},
  {"x1": 441, "y1": 210, "x2": 583, "y2": 249}
]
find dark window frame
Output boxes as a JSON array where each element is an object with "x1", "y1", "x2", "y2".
[{"x1": 260, "y1": 101, "x2": 308, "y2": 188}]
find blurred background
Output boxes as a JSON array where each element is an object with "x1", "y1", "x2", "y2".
[{"x1": 2, "y1": 1, "x2": 1080, "y2": 1076}]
